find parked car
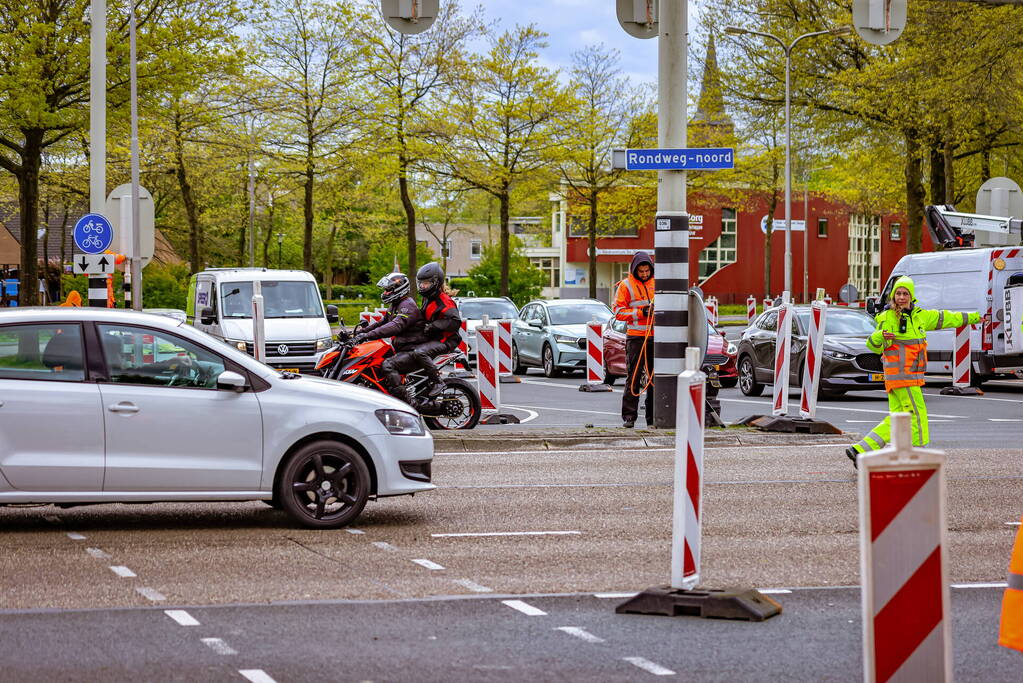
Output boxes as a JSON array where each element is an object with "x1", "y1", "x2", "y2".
[
  {"x1": 453, "y1": 296, "x2": 519, "y2": 363},
  {"x1": 603, "y1": 319, "x2": 738, "y2": 388},
  {"x1": 144, "y1": 308, "x2": 187, "y2": 324},
  {"x1": 735, "y1": 305, "x2": 884, "y2": 397},
  {"x1": 511, "y1": 299, "x2": 613, "y2": 377},
  {"x1": 0, "y1": 308, "x2": 433, "y2": 529}
]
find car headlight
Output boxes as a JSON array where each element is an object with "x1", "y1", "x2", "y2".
[
  {"x1": 376, "y1": 409, "x2": 425, "y2": 436},
  {"x1": 824, "y1": 349, "x2": 854, "y2": 360},
  {"x1": 315, "y1": 336, "x2": 332, "y2": 351},
  {"x1": 554, "y1": 334, "x2": 581, "y2": 345},
  {"x1": 726, "y1": 342, "x2": 737, "y2": 355},
  {"x1": 225, "y1": 338, "x2": 248, "y2": 352}
]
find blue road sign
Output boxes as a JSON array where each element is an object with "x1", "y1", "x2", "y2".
[
  {"x1": 625, "y1": 148, "x2": 734, "y2": 171},
  {"x1": 73, "y1": 213, "x2": 114, "y2": 254}
]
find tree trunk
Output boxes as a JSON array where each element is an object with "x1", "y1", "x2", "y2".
[
  {"x1": 929, "y1": 143, "x2": 945, "y2": 207},
  {"x1": 904, "y1": 129, "x2": 925, "y2": 255},
  {"x1": 587, "y1": 188, "x2": 598, "y2": 299},
  {"x1": 303, "y1": 143, "x2": 315, "y2": 272},
  {"x1": 981, "y1": 145, "x2": 991, "y2": 183},
  {"x1": 325, "y1": 223, "x2": 338, "y2": 300},
  {"x1": 943, "y1": 139, "x2": 954, "y2": 204},
  {"x1": 499, "y1": 189, "x2": 510, "y2": 297},
  {"x1": 173, "y1": 118, "x2": 202, "y2": 272},
  {"x1": 17, "y1": 129, "x2": 43, "y2": 306},
  {"x1": 59, "y1": 205, "x2": 69, "y2": 299},
  {"x1": 398, "y1": 152, "x2": 417, "y2": 277},
  {"x1": 238, "y1": 171, "x2": 248, "y2": 266},
  {"x1": 262, "y1": 204, "x2": 274, "y2": 266}
]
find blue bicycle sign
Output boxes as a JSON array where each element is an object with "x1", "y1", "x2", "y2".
[{"x1": 73, "y1": 213, "x2": 113, "y2": 254}]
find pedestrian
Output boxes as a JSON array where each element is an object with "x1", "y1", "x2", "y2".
[
  {"x1": 613, "y1": 251, "x2": 654, "y2": 428},
  {"x1": 845, "y1": 275, "x2": 988, "y2": 466}
]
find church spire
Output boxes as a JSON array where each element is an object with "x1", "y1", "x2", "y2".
[{"x1": 691, "y1": 35, "x2": 733, "y2": 138}]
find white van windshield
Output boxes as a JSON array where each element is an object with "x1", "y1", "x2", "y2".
[{"x1": 220, "y1": 281, "x2": 323, "y2": 319}]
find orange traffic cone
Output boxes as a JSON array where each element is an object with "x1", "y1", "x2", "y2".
[{"x1": 999, "y1": 517, "x2": 1023, "y2": 652}]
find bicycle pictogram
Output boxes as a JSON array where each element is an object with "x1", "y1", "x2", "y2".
[
  {"x1": 81, "y1": 234, "x2": 103, "y2": 249},
  {"x1": 81, "y1": 220, "x2": 104, "y2": 235}
]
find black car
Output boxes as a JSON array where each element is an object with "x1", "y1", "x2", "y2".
[{"x1": 735, "y1": 306, "x2": 884, "y2": 398}]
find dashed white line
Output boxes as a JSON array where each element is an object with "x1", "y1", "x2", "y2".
[
  {"x1": 501, "y1": 599, "x2": 547, "y2": 616},
  {"x1": 594, "y1": 592, "x2": 637, "y2": 599},
  {"x1": 432, "y1": 531, "x2": 581, "y2": 538},
  {"x1": 239, "y1": 670, "x2": 278, "y2": 683},
  {"x1": 86, "y1": 547, "x2": 112, "y2": 560},
  {"x1": 623, "y1": 657, "x2": 676, "y2": 676},
  {"x1": 556, "y1": 626, "x2": 604, "y2": 643},
  {"x1": 759, "y1": 589, "x2": 793, "y2": 595},
  {"x1": 453, "y1": 579, "x2": 493, "y2": 593},
  {"x1": 1008, "y1": 522, "x2": 1022, "y2": 526},
  {"x1": 346, "y1": 529, "x2": 366, "y2": 535},
  {"x1": 952, "y1": 582, "x2": 1008, "y2": 589},
  {"x1": 109, "y1": 565, "x2": 137, "y2": 578},
  {"x1": 66, "y1": 532, "x2": 86, "y2": 541},
  {"x1": 135, "y1": 587, "x2": 166, "y2": 602},
  {"x1": 164, "y1": 610, "x2": 200, "y2": 626},
  {"x1": 989, "y1": 418, "x2": 1023, "y2": 421},
  {"x1": 411, "y1": 559, "x2": 445, "y2": 571},
  {"x1": 201, "y1": 638, "x2": 238, "y2": 656},
  {"x1": 372, "y1": 541, "x2": 398, "y2": 552}
]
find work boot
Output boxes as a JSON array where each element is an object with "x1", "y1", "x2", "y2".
[
  {"x1": 845, "y1": 446, "x2": 859, "y2": 470},
  {"x1": 623, "y1": 420, "x2": 635, "y2": 429}
]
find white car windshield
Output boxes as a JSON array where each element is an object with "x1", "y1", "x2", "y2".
[
  {"x1": 548, "y1": 304, "x2": 613, "y2": 326},
  {"x1": 220, "y1": 281, "x2": 323, "y2": 319},
  {"x1": 797, "y1": 310, "x2": 876, "y2": 335},
  {"x1": 460, "y1": 300, "x2": 518, "y2": 320}
]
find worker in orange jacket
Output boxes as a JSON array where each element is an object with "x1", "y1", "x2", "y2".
[{"x1": 613, "y1": 251, "x2": 654, "y2": 428}]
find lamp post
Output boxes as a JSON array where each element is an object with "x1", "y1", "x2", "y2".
[
  {"x1": 277, "y1": 232, "x2": 284, "y2": 268},
  {"x1": 802, "y1": 164, "x2": 832, "y2": 302},
  {"x1": 724, "y1": 25, "x2": 851, "y2": 297}
]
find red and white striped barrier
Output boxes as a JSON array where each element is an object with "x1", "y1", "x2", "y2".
[
  {"x1": 497, "y1": 319, "x2": 519, "y2": 383},
  {"x1": 580, "y1": 317, "x2": 612, "y2": 392},
  {"x1": 704, "y1": 297, "x2": 718, "y2": 326},
  {"x1": 671, "y1": 346, "x2": 705, "y2": 590},
  {"x1": 771, "y1": 295, "x2": 793, "y2": 416},
  {"x1": 952, "y1": 324, "x2": 972, "y2": 387},
  {"x1": 746, "y1": 295, "x2": 756, "y2": 324},
  {"x1": 359, "y1": 307, "x2": 372, "y2": 325},
  {"x1": 824, "y1": 295, "x2": 833, "y2": 305},
  {"x1": 858, "y1": 413, "x2": 951, "y2": 683},
  {"x1": 475, "y1": 320, "x2": 500, "y2": 416},
  {"x1": 762, "y1": 297, "x2": 771, "y2": 310},
  {"x1": 799, "y1": 301, "x2": 827, "y2": 419},
  {"x1": 985, "y1": 248, "x2": 1020, "y2": 350},
  {"x1": 457, "y1": 319, "x2": 469, "y2": 355},
  {"x1": 372, "y1": 307, "x2": 387, "y2": 324}
]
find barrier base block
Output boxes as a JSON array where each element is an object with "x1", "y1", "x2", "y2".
[
  {"x1": 939, "y1": 385, "x2": 983, "y2": 396},
  {"x1": 499, "y1": 375, "x2": 522, "y2": 384},
  {"x1": 480, "y1": 413, "x2": 521, "y2": 425},
  {"x1": 742, "y1": 414, "x2": 843, "y2": 434},
  {"x1": 579, "y1": 382, "x2": 613, "y2": 392},
  {"x1": 616, "y1": 586, "x2": 782, "y2": 621}
]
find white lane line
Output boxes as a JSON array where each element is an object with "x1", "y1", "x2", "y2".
[
  {"x1": 201, "y1": 637, "x2": 238, "y2": 656},
  {"x1": 521, "y1": 379, "x2": 591, "y2": 390},
  {"x1": 109, "y1": 565, "x2": 137, "y2": 578},
  {"x1": 164, "y1": 610, "x2": 200, "y2": 626},
  {"x1": 595, "y1": 592, "x2": 638, "y2": 599},
  {"x1": 623, "y1": 656, "x2": 676, "y2": 676},
  {"x1": 501, "y1": 405, "x2": 540, "y2": 423},
  {"x1": 346, "y1": 529, "x2": 366, "y2": 535},
  {"x1": 721, "y1": 397, "x2": 964, "y2": 419},
  {"x1": 453, "y1": 578, "x2": 493, "y2": 593},
  {"x1": 86, "y1": 547, "x2": 112, "y2": 560},
  {"x1": 43, "y1": 515, "x2": 61, "y2": 526},
  {"x1": 239, "y1": 670, "x2": 278, "y2": 683},
  {"x1": 507, "y1": 403, "x2": 620, "y2": 417},
  {"x1": 411, "y1": 559, "x2": 445, "y2": 571},
  {"x1": 989, "y1": 418, "x2": 1023, "y2": 422},
  {"x1": 66, "y1": 532, "x2": 86, "y2": 541},
  {"x1": 372, "y1": 541, "x2": 398, "y2": 552},
  {"x1": 136, "y1": 587, "x2": 166, "y2": 602},
  {"x1": 759, "y1": 589, "x2": 793, "y2": 595},
  {"x1": 556, "y1": 626, "x2": 604, "y2": 643},
  {"x1": 1008, "y1": 522, "x2": 1022, "y2": 526},
  {"x1": 450, "y1": 444, "x2": 857, "y2": 457},
  {"x1": 952, "y1": 582, "x2": 1008, "y2": 589},
  {"x1": 502, "y1": 599, "x2": 547, "y2": 616},
  {"x1": 432, "y1": 531, "x2": 581, "y2": 538}
]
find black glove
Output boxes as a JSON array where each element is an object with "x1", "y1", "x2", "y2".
[
  {"x1": 640, "y1": 305, "x2": 651, "y2": 317},
  {"x1": 352, "y1": 333, "x2": 367, "y2": 345}
]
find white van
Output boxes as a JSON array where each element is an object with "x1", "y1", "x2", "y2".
[
  {"x1": 873, "y1": 247, "x2": 1023, "y2": 383},
  {"x1": 186, "y1": 268, "x2": 338, "y2": 373}
]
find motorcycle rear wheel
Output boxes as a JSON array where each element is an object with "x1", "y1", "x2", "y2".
[{"x1": 423, "y1": 377, "x2": 481, "y2": 431}]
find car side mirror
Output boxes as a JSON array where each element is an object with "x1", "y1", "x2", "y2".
[
  {"x1": 200, "y1": 306, "x2": 216, "y2": 325},
  {"x1": 326, "y1": 304, "x2": 339, "y2": 324},
  {"x1": 528, "y1": 319, "x2": 543, "y2": 328},
  {"x1": 216, "y1": 370, "x2": 248, "y2": 393},
  {"x1": 866, "y1": 296, "x2": 881, "y2": 316}
]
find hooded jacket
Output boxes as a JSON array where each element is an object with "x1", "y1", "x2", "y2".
[
  {"x1": 866, "y1": 275, "x2": 980, "y2": 390},
  {"x1": 613, "y1": 251, "x2": 655, "y2": 337}
]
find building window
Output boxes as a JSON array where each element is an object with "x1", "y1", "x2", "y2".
[
  {"x1": 817, "y1": 218, "x2": 829, "y2": 238},
  {"x1": 470, "y1": 240, "x2": 482, "y2": 259},
  {"x1": 889, "y1": 223, "x2": 901, "y2": 241},
  {"x1": 698, "y1": 208, "x2": 737, "y2": 281},
  {"x1": 848, "y1": 214, "x2": 881, "y2": 296},
  {"x1": 529, "y1": 257, "x2": 560, "y2": 288}
]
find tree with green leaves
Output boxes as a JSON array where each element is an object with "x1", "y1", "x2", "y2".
[{"x1": 464, "y1": 237, "x2": 546, "y2": 308}]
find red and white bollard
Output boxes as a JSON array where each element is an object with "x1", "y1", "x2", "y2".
[
  {"x1": 746, "y1": 295, "x2": 756, "y2": 324},
  {"x1": 858, "y1": 413, "x2": 951, "y2": 683},
  {"x1": 704, "y1": 296, "x2": 718, "y2": 326},
  {"x1": 771, "y1": 293, "x2": 793, "y2": 417},
  {"x1": 799, "y1": 301, "x2": 828, "y2": 419},
  {"x1": 940, "y1": 324, "x2": 982, "y2": 396},
  {"x1": 672, "y1": 346, "x2": 705, "y2": 589},
  {"x1": 823, "y1": 295, "x2": 833, "y2": 305},
  {"x1": 359, "y1": 307, "x2": 372, "y2": 325},
  {"x1": 475, "y1": 318, "x2": 500, "y2": 418},
  {"x1": 457, "y1": 319, "x2": 469, "y2": 355},
  {"x1": 580, "y1": 316, "x2": 612, "y2": 393},
  {"x1": 372, "y1": 307, "x2": 387, "y2": 324},
  {"x1": 762, "y1": 297, "x2": 771, "y2": 311},
  {"x1": 497, "y1": 319, "x2": 519, "y2": 384}
]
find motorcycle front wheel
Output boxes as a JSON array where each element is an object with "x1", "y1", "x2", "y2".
[{"x1": 423, "y1": 377, "x2": 481, "y2": 431}]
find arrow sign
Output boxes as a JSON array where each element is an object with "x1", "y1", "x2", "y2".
[{"x1": 73, "y1": 254, "x2": 114, "y2": 275}]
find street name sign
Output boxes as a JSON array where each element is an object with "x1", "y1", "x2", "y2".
[
  {"x1": 73, "y1": 213, "x2": 114, "y2": 254},
  {"x1": 73, "y1": 253, "x2": 114, "y2": 275},
  {"x1": 613, "y1": 148, "x2": 735, "y2": 171}
]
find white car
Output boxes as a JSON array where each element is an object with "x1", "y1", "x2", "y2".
[
  {"x1": 454, "y1": 297, "x2": 519, "y2": 363},
  {"x1": 0, "y1": 308, "x2": 433, "y2": 529}
]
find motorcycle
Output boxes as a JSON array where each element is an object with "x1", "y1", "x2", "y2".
[{"x1": 315, "y1": 326, "x2": 481, "y2": 431}]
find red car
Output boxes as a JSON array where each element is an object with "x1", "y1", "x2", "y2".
[{"x1": 602, "y1": 318, "x2": 738, "y2": 388}]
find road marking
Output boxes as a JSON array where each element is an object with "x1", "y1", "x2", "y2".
[
  {"x1": 432, "y1": 531, "x2": 581, "y2": 538},
  {"x1": 453, "y1": 578, "x2": 493, "y2": 593},
  {"x1": 109, "y1": 565, "x2": 136, "y2": 578},
  {"x1": 759, "y1": 589, "x2": 793, "y2": 595},
  {"x1": 506, "y1": 404, "x2": 621, "y2": 417},
  {"x1": 66, "y1": 532, "x2": 86, "y2": 541},
  {"x1": 595, "y1": 592, "x2": 637, "y2": 599},
  {"x1": 450, "y1": 444, "x2": 854, "y2": 457},
  {"x1": 721, "y1": 397, "x2": 964, "y2": 419},
  {"x1": 502, "y1": 599, "x2": 547, "y2": 616},
  {"x1": 201, "y1": 638, "x2": 238, "y2": 656},
  {"x1": 411, "y1": 559, "x2": 445, "y2": 570},
  {"x1": 501, "y1": 405, "x2": 540, "y2": 423},
  {"x1": 556, "y1": 626, "x2": 604, "y2": 643},
  {"x1": 164, "y1": 610, "x2": 200, "y2": 626},
  {"x1": 521, "y1": 379, "x2": 597, "y2": 390},
  {"x1": 239, "y1": 671, "x2": 278, "y2": 683},
  {"x1": 346, "y1": 529, "x2": 365, "y2": 535},
  {"x1": 623, "y1": 656, "x2": 676, "y2": 676},
  {"x1": 989, "y1": 418, "x2": 1023, "y2": 422},
  {"x1": 86, "y1": 547, "x2": 112, "y2": 560},
  {"x1": 136, "y1": 587, "x2": 166, "y2": 602},
  {"x1": 951, "y1": 582, "x2": 1007, "y2": 589},
  {"x1": 927, "y1": 392, "x2": 1023, "y2": 404},
  {"x1": 1008, "y1": 522, "x2": 1022, "y2": 526},
  {"x1": 372, "y1": 541, "x2": 398, "y2": 552}
]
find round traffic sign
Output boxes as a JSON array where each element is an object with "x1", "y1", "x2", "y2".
[{"x1": 73, "y1": 213, "x2": 114, "y2": 254}]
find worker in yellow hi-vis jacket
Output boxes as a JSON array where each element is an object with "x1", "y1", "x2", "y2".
[{"x1": 846, "y1": 275, "x2": 988, "y2": 467}]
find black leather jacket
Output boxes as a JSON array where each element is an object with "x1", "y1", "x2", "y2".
[{"x1": 360, "y1": 296, "x2": 425, "y2": 350}]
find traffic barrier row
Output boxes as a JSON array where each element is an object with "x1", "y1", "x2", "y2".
[{"x1": 474, "y1": 316, "x2": 519, "y2": 424}]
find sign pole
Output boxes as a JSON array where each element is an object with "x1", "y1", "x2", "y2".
[
  {"x1": 90, "y1": 0, "x2": 105, "y2": 215},
  {"x1": 128, "y1": 3, "x2": 142, "y2": 309}
]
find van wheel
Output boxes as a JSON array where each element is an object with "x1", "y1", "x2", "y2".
[{"x1": 277, "y1": 441, "x2": 370, "y2": 529}]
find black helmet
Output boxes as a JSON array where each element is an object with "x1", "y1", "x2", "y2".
[
  {"x1": 416, "y1": 262, "x2": 444, "y2": 299},
  {"x1": 376, "y1": 272, "x2": 410, "y2": 304}
]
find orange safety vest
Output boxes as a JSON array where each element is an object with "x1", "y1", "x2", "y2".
[
  {"x1": 613, "y1": 275, "x2": 654, "y2": 337},
  {"x1": 999, "y1": 517, "x2": 1023, "y2": 652},
  {"x1": 881, "y1": 337, "x2": 928, "y2": 389}
]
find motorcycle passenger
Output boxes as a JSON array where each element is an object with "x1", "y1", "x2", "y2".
[
  {"x1": 352, "y1": 272, "x2": 424, "y2": 405},
  {"x1": 412, "y1": 262, "x2": 462, "y2": 408}
]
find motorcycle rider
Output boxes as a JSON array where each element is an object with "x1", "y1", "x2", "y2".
[
  {"x1": 352, "y1": 272, "x2": 425, "y2": 405},
  {"x1": 412, "y1": 262, "x2": 462, "y2": 408}
]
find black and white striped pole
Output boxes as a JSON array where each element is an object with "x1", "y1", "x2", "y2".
[
  {"x1": 88, "y1": 276, "x2": 107, "y2": 307},
  {"x1": 653, "y1": 212, "x2": 689, "y2": 428}
]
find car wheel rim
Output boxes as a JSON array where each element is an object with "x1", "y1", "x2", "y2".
[
  {"x1": 290, "y1": 452, "x2": 359, "y2": 521},
  {"x1": 544, "y1": 348, "x2": 553, "y2": 374},
  {"x1": 739, "y1": 360, "x2": 752, "y2": 393}
]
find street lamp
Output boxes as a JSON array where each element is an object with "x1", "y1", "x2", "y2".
[
  {"x1": 723, "y1": 24, "x2": 851, "y2": 298},
  {"x1": 276, "y1": 232, "x2": 284, "y2": 268}
]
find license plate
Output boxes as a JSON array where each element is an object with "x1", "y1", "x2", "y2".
[
  {"x1": 280, "y1": 368, "x2": 300, "y2": 373},
  {"x1": 870, "y1": 373, "x2": 884, "y2": 381}
]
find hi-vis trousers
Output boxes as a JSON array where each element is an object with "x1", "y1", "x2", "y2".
[{"x1": 851, "y1": 385, "x2": 930, "y2": 454}]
